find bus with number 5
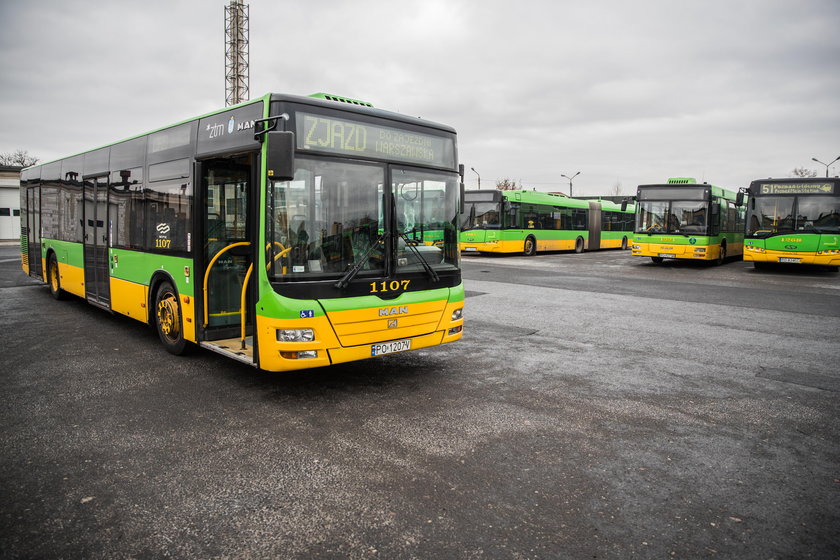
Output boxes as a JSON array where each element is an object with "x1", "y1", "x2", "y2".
[
  {"x1": 20, "y1": 92, "x2": 464, "y2": 371},
  {"x1": 741, "y1": 177, "x2": 840, "y2": 270}
]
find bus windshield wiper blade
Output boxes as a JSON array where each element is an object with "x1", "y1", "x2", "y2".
[
  {"x1": 334, "y1": 233, "x2": 387, "y2": 289},
  {"x1": 399, "y1": 231, "x2": 440, "y2": 282}
]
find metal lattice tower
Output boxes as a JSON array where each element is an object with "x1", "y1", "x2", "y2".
[{"x1": 224, "y1": 0, "x2": 249, "y2": 106}]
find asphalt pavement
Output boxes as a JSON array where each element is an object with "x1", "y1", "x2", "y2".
[{"x1": 1, "y1": 245, "x2": 839, "y2": 559}]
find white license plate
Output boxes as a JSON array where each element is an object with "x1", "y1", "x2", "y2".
[
  {"x1": 779, "y1": 257, "x2": 801, "y2": 263},
  {"x1": 464, "y1": 247, "x2": 478, "y2": 252},
  {"x1": 659, "y1": 253, "x2": 676, "y2": 258},
  {"x1": 371, "y1": 339, "x2": 412, "y2": 356}
]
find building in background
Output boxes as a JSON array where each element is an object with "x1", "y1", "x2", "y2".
[{"x1": 0, "y1": 166, "x2": 22, "y2": 240}]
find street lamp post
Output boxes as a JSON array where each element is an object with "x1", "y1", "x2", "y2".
[
  {"x1": 811, "y1": 156, "x2": 840, "y2": 178},
  {"x1": 471, "y1": 167, "x2": 481, "y2": 189},
  {"x1": 561, "y1": 171, "x2": 580, "y2": 197}
]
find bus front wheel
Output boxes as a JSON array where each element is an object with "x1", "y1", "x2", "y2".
[
  {"x1": 154, "y1": 280, "x2": 192, "y2": 355},
  {"x1": 574, "y1": 237, "x2": 584, "y2": 253},
  {"x1": 47, "y1": 253, "x2": 66, "y2": 300},
  {"x1": 621, "y1": 237, "x2": 628, "y2": 250},
  {"x1": 524, "y1": 236, "x2": 537, "y2": 256},
  {"x1": 651, "y1": 256, "x2": 664, "y2": 264}
]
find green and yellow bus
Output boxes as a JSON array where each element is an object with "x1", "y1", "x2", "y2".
[
  {"x1": 741, "y1": 177, "x2": 840, "y2": 270},
  {"x1": 630, "y1": 178, "x2": 745, "y2": 264},
  {"x1": 20, "y1": 93, "x2": 464, "y2": 372},
  {"x1": 459, "y1": 189, "x2": 635, "y2": 255}
]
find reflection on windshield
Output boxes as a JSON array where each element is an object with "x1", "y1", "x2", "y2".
[
  {"x1": 267, "y1": 159, "x2": 384, "y2": 278},
  {"x1": 266, "y1": 158, "x2": 459, "y2": 280},
  {"x1": 748, "y1": 196, "x2": 840, "y2": 236},
  {"x1": 461, "y1": 201, "x2": 501, "y2": 230},
  {"x1": 393, "y1": 167, "x2": 460, "y2": 273},
  {"x1": 636, "y1": 200, "x2": 708, "y2": 234}
]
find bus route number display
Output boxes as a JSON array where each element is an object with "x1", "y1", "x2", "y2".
[{"x1": 297, "y1": 113, "x2": 455, "y2": 168}]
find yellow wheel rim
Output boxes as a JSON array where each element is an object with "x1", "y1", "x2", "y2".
[
  {"x1": 157, "y1": 295, "x2": 181, "y2": 339},
  {"x1": 50, "y1": 261, "x2": 59, "y2": 293}
]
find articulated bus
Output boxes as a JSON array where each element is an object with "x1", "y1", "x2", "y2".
[
  {"x1": 630, "y1": 177, "x2": 744, "y2": 264},
  {"x1": 20, "y1": 93, "x2": 464, "y2": 372},
  {"x1": 459, "y1": 189, "x2": 635, "y2": 255},
  {"x1": 741, "y1": 177, "x2": 840, "y2": 270}
]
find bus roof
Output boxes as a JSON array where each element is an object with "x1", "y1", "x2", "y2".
[{"x1": 464, "y1": 189, "x2": 634, "y2": 211}]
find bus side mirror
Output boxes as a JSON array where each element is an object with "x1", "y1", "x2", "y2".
[
  {"x1": 621, "y1": 200, "x2": 628, "y2": 212},
  {"x1": 735, "y1": 191, "x2": 744, "y2": 207},
  {"x1": 267, "y1": 131, "x2": 295, "y2": 181},
  {"x1": 459, "y1": 164, "x2": 465, "y2": 214}
]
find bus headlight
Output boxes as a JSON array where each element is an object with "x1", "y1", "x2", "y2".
[
  {"x1": 452, "y1": 308, "x2": 463, "y2": 321},
  {"x1": 277, "y1": 328, "x2": 315, "y2": 342}
]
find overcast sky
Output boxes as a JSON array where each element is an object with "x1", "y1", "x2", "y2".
[{"x1": 1, "y1": 0, "x2": 838, "y2": 195}]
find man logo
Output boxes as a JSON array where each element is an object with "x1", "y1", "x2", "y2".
[
  {"x1": 379, "y1": 306, "x2": 408, "y2": 316},
  {"x1": 388, "y1": 319, "x2": 398, "y2": 329},
  {"x1": 228, "y1": 117, "x2": 235, "y2": 134}
]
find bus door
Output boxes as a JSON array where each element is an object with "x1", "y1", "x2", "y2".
[
  {"x1": 199, "y1": 156, "x2": 254, "y2": 343},
  {"x1": 83, "y1": 175, "x2": 110, "y2": 306},
  {"x1": 25, "y1": 186, "x2": 42, "y2": 277},
  {"x1": 588, "y1": 201, "x2": 602, "y2": 250}
]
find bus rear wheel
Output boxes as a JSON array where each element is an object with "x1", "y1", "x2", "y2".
[
  {"x1": 524, "y1": 236, "x2": 537, "y2": 256},
  {"x1": 47, "y1": 253, "x2": 66, "y2": 300},
  {"x1": 154, "y1": 280, "x2": 191, "y2": 355},
  {"x1": 574, "y1": 237, "x2": 585, "y2": 253}
]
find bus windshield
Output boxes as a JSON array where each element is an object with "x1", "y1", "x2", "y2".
[
  {"x1": 636, "y1": 200, "x2": 708, "y2": 234},
  {"x1": 461, "y1": 201, "x2": 501, "y2": 230},
  {"x1": 266, "y1": 158, "x2": 459, "y2": 280},
  {"x1": 748, "y1": 196, "x2": 840, "y2": 236}
]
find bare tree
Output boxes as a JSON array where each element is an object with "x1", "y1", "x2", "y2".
[
  {"x1": 791, "y1": 167, "x2": 818, "y2": 178},
  {"x1": 0, "y1": 149, "x2": 39, "y2": 167},
  {"x1": 496, "y1": 178, "x2": 519, "y2": 191}
]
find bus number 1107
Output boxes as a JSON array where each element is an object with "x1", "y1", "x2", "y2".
[{"x1": 370, "y1": 280, "x2": 411, "y2": 294}]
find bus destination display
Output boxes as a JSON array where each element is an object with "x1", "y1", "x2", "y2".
[
  {"x1": 758, "y1": 183, "x2": 835, "y2": 195},
  {"x1": 297, "y1": 113, "x2": 455, "y2": 168}
]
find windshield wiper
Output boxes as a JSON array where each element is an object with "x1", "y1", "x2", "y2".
[
  {"x1": 334, "y1": 232, "x2": 387, "y2": 289},
  {"x1": 398, "y1": 231, "x2": 440, "y2": 282}
]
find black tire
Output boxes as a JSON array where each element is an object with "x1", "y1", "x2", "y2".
[
  {"x1": 47, "y1": 253, "x2": 66, "y2": 300},
  {"x1": 574, "y1": 237, "x2": 584, "y2": 253},
  {"x1": 753, "y1": 261, "x2": 768, "y2": 270},
  {"x1": 651, "y1": 256, "x2": 664, "y2": 264},
  {"x1": 716, "y1": 243, "x2": 727, "y2": 265},
  {"x1": 524, "y1": 236, "x2": 537, "y2": 256},
  {"x1": 620, "y1": 237, "x2": 628, "y2": 250},
  {"x1": 154, "y1": 280, "x2": 192, "y2": 355}
]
